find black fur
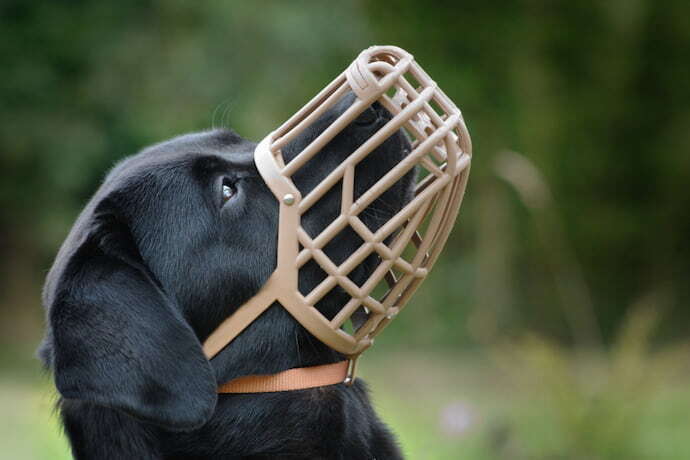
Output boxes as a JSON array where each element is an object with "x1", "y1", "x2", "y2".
[{"x1": 39, "y1": 94, "x2": 413, "y2": 459}]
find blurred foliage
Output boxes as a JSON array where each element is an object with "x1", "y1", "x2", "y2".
[
  {"x1": 2, "y1": 1, "x2": 689, "y2": 349},
  {"x1": 366, "y1": 0, "x2": 690, "y2": 345},
  {"x1": 489, "y1": 305, "x2": 690, "y2": 459}
]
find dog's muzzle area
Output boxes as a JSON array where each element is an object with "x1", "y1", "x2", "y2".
[
  {"x1": 203, "y1": 46, "x2": 472, "y2": 378},
  {"x1": 286, "y1": 92, "x2": 415, "y2": 319}
]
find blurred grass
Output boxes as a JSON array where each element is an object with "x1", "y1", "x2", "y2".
[
  {"x1": 365, "y1": 348, "x2": 690, "y2": 460},
  {"x1": 0, "y1": 378, "x2": 70, "y2": 460},
  {"x1": 3, "y1": 340, "x2": 689, "y2": 459}
]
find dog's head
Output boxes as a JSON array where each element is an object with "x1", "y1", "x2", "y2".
[{"x1": 39, "y1": 94, "x2": 413, "y2": 431}]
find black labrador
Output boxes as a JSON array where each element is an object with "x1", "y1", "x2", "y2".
[{"x1": 39, "y1": 94, "x2": 414, "y2": 459}]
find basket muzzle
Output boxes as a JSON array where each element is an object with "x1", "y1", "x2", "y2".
[{"x1": 203, "y1": 46, "x2": 472, "y2": 370}]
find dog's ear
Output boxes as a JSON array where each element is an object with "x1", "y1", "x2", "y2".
[{"x1": 43, "y1": 197, "x2": 217, "y2": 431}]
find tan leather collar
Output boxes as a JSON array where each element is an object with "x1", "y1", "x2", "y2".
[{"x1": 217, "y1": 361, "x2": 349, "y2": 394}]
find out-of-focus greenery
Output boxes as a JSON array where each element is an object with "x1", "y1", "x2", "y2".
[
  {"x1": 2, "y1": 1, "x2": 689, "y2": 458},
  {"x1": 5, "y1": 313, "x2": 690, "y2": 459}
]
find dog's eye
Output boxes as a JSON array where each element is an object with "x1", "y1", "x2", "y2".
[{"x1": 221, "y1": 178, "x2": 236, "y2": 203}]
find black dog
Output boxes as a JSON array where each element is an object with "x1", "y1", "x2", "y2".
[{"x1": 39, "y1": 94, "x2": 414, "y2": 459}]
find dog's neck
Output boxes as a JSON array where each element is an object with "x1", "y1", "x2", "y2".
[{"x1": 208, "y1": 302, "x2": 343, "y2": 384}]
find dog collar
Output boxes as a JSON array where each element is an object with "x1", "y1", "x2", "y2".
[{"x1": 217, "y1": 361, "x2": 349, "y2": 393}]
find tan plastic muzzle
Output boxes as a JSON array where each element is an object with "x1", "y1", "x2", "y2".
[{"x1": 203, "y1": 46, "x2": 472, "y2": 381}]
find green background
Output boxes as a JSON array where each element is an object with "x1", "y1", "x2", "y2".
[{"x1": 1, "y1": 1, "x2": 689, "y2": 458}]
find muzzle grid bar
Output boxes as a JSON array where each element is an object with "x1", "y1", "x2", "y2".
[{"x1": 203, "y1": 46, "x2": 472, "y2": 384}]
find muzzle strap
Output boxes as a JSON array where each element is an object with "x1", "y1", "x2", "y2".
[{"x1": 217, "y1": 361, "x2": 349, "y2": 393}]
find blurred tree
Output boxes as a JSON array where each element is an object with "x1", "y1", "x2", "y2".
[
  {"x1": 0, "y1": 0, "x2": 688, "y2": 348},
  {"x1": 365, "y1": 0, "x2": 690, "y2": 345},
  {"x1": 0, "y1": 0, "x2": 374, "y2": 342}
]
